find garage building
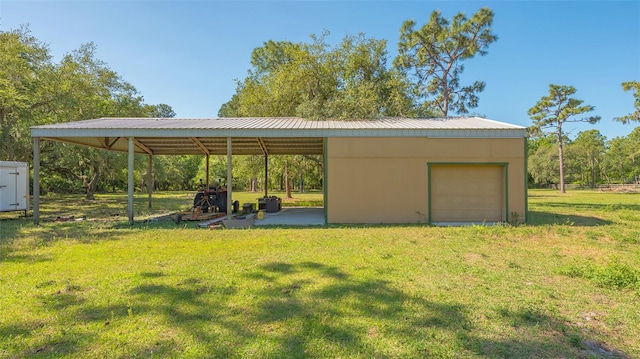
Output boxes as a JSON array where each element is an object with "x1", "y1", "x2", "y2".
[{"x1": 30, "y1": 117, "x2": 528, "y2": 225}]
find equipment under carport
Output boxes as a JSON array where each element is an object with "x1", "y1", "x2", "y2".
[
  {"x1": 172, "y1": 186, "x2": 239, "y2": 224},
  {"x1": 258, "y1": 196, "x2": 282, "y2": 213},
  {"x1": 193, "y1": 186, "x2": 233, "y2": 213}
]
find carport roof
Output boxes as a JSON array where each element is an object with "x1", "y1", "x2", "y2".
[{"x1": 30, "y1": 117, "x2": 527, "y2": 156}]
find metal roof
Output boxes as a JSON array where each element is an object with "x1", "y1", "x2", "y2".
[{"x1": 31, "y1": 117, "x2": 527, "y2": 156}]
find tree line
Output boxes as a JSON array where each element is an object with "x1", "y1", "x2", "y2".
[
  {"x1": 528, "y1": 83, "x2": 639, "y2": 191},
  {"x1": 529, "y1": 127, "x2": 640, "y2": 189},
  {"x1": 2, "y1": 8, "x2": 638, "y2": 199}
]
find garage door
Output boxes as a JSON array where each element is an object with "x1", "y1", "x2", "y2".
[{"x1": 430, "y1": 165, "x2": 505, "y2": 222}]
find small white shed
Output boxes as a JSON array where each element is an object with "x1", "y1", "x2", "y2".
[{"x1": 0, "y1": 161, "x2": 30, "y2": 213}]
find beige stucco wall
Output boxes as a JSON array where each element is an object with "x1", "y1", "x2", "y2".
[{"x1": 326, "y1": 137, "x2": 527, "y2": 224}]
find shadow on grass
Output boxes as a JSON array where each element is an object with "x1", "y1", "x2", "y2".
[
  {"x1": 0, "y1": 323, "x2": 32, "y2": 340},
  {"x1": 0, "y1": 217, "x2": 27, "y2": 246},
  {"x1": 0, "y1": 223, "x2": 134, "y2": 271},
  {"x1": 476, "y1": 307, "x2": 629, "y2": 358},
  {"x1": 1, "y1": 253, "x2": 52, "y2": 263},
  {"x1": 4, "y1": 328, "x2": 93, "y2": 357},
  {"x1": 0, "y1": 221, "x2": 128, "y2": 261},
  {"x1": 527, "y1": 211, "x2": 612, "y2": 226},
  {"x1": 3, "y1": 293, "x2": 94, "y2": 358},
  {"x1": 539, "y1": 202, "x2": 640, "y2": 212},
  {"x1": 7, "y1": 261, "x2": 631, "y2": 357},
  {"x1": 38, "y1": 290, "x2": 86, "y2": 311}
]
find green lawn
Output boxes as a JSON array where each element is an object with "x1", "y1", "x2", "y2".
[{"x1": 0, "y1": 189, "x2": 638, "y2": 358}]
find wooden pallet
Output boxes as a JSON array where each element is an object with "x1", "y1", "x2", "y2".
[{"x1": 172, "y1": 211, "x2": 225, "y2": 223}]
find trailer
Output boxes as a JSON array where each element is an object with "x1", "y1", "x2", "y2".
[{"x1": 0, "y1": 161, "x2": 29, "y2": 215}]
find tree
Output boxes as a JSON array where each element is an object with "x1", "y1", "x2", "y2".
[
  {"x1": 395, "y1": 7, "x2": 497, "y2": 116},
  {"x1": 0, "y1": 26, "x2": 54, "y2": 161},
  {"x1": 603, "y1": 127, "x2": 640, "y2": 185},
  {"x1": 232, "y1": 155, "x2": 265, "y2": 192},
  {"x1": 528, "y1": 84, "x2": 601, "y2": 193},
  {"x1": 625, "y1": 127, "x2": 640, "y2": 184},
  {"x1": 614, "y1": 81, "x2": 640, "y2": 124},
  {"x1": 220, "y1": 32, "x2": 416, "y2": 119},
  {"x1": 46, "y1": 43, "x2": 151, "y2": 199},
  {"x1": 145, "y1": 103, "x2": 176, "y2": 118},
  {"x1": 2, "y1": 25, "x2": 176, "y2": 195},
  {"x1": 527, "y1": 134, "x2": 559, "y2": 188},
  {"x1": 602, "y1": 133, "x2": 637, "y2": 185},
  {"x1": 218, "y1": 94, "x2": 240, "y2": 117},
  {"x1": 325, "y1": 33, "x2": 415, "y2": 119},
  {"x1": 567, "y1": 130, "x2": 606, "y2": 188}
]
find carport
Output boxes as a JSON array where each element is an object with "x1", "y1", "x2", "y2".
[
  {"x1": 30, "y1": 117, "x2": 325, "y2": 225},
  {"x1": 30, "y1": 116, "x2": 528, "y2": 225}
]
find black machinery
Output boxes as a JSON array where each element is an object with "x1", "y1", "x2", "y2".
[
  {"x1": 193, "y1": 186, "x2": 229, "y2": 213},
  {"x1": 173, "y1": 181, "x2": 240, "y2": 224},
  {"x1": 258, "y1": 196, "x2": 282, "y2": 213}
]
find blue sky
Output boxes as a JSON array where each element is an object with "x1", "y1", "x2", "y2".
[{"x1": 2, "y1": 1, "x2": 639, "y2": 139}]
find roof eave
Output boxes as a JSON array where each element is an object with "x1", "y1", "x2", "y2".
[{"x1": 31, "y1": 127, "x2": 527, "y2": 139}]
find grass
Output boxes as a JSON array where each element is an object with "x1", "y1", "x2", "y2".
[{"x1": 0, "y1": 189, "x2": 639, "y2": 358}]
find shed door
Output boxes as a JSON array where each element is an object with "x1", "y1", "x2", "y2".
[
  {"x1": 0, "y1": 167, "x2": 15, "y2": 211},
  {"x1": 15, "y1": 165, "x2": 29, "y2": 210},
  {"x1": 430, "y1": 165, "x2": 504, "y2": 222}
]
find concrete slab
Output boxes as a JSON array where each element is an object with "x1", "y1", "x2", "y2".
[{"x1": 254, "y1": 207, "x2": 325, "y2": 226}]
